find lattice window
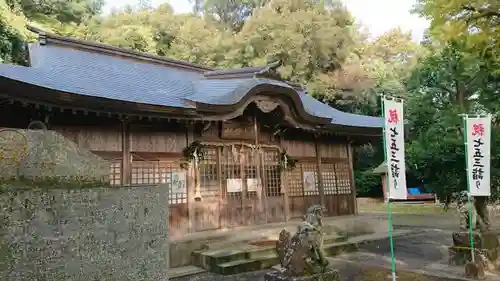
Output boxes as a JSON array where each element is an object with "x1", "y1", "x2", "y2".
[
  {"x1": 321, "y1": 163, "x2": 338, "y2": 195},
  {"x1": 131, "y1": 160, "x2": 161, "y2": 185},
  {"x1": 284, "y1": 166, "x2": 303, "y2": 197},
  {"x1": 200, "y1": 147, "x2": 219, "y2": 198},
  {"x1": 334, "y1": 163, "x2": 352, "y2": 194},
  {"x1": 161, "y1": 162, "x2": 187, "y2": 204},
  {"x1": 263, "y1": 150, "x2": 281, "y2": 197},
  {"x1": 109, "y1": 161, "x2": 121, "y2": 186},
  {"x1": 220, "y1": 146, "x2": 242, "y2": 199}
]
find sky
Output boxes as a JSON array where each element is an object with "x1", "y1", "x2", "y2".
[{"x1": 104, "y1": 0, "x2": 429, "y2": 41}]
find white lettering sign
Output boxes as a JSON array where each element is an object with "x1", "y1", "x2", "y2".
[
  {"x1": 303, "y1": 172, "x2": 317, "y2": 192},
  {"x1": 247, "y1": 178, "x2": 260, "y2": 192},
  {"x1": 227, "y1": 179, "x2": 242, "y2": 193},
  {"x1": 383, "y1": 97, "x2": 407, "y2": 199},
  {"x1": 465, "y1": 115, "x2": 491, "y2": 196},
  {"x1": 170, "y1": 172, "x2": 186, "y2": 194}
]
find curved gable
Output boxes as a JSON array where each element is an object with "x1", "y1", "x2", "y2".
[
  {"x1": 185, "y1": 78, "x2": 382, "y2": 129},
  {"x1": 185, "y1": 78, "x2": 332, "y2": 126}
]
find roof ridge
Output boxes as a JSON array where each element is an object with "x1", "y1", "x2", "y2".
[{"x1": 27, "y1": 26, "x2": 213, "y2": 73}]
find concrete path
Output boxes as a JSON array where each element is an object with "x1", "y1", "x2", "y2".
[{"x1": 329, "y1": 228, "x2": 500, "y2": 281}]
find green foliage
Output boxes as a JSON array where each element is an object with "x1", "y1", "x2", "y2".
[
  {"x1": 353, "y1": 144, "x2": 384, "y2": 196},
  {"x1": 0, "y1": 0, "x2": 30, "y2": 64},
  {"x1": 279, "y1": 151, "x2": 297, "y2": 172},
  {"x1": 180, "y1": 141, "x2": 204, "y2": 169}
]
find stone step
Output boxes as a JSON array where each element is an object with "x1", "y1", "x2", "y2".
[
  {"x1": 192, "y1": 235, "x2": 354, "y2": 275},
  {"x1": 202, "y1": 238, "x2": 258, "y2": 250},
  {"x1": 245, "y1": 245, "x2": 276, "y2": 260},
  {"x1": 324, "y1": 234, "x2": 348, "y2": 244},
  {"x1": 324, "y1": 241, "x2": 359, "y2": 256},
  {"x1": 214, "y1": 253, "x2": 279, "y2": 275},
  {"x1": 192, "y1": 247, "x2": 247, "y2": 270},
  {"x1": 168, "y1": 265, "x2": 206, "y2": 279}
]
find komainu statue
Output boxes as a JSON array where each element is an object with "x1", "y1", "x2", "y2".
[
  {"x1": 449, "y1": 191, "x2": 500, "y2": 278},
  {"x1": 266, "y1": 205, "x2": 340, "y2": 281}
]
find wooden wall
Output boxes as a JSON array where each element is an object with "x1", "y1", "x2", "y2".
[
  {"x1": 52, "y1": 119, "x2": 356, "y2": 235},
  {"x1": 282, "y1": 137, "x2": 355, "y2": 218},
  {"x1": 55, "y1": 126, "x2": 121, "y2": 152}
]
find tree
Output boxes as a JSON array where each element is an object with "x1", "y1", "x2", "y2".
[
  {"x1": 6, "y1": 0, "x2": 104, "y2": 25},
  {"x1": 0, "y1": 0, "x2": 31, "y2": 65},
  {"x1": 404, "y1": 40, "x2": 500, "y2": 201},
  {"x1": 414, "y1": 0, "x2": 499, "y2": 53},
  {"x1": 190, "y1": 0, "x2": 269, "y2": 32}
]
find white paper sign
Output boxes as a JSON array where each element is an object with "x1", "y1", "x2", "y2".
[
  {"x1": 465, "y1": 115, "x2": 491, "y2": 196},
  {"x1": 246, "y1": 178, "x2": 260, "y2": 192},
  {"x1": 170, "y1": 172, "x2": 186, "y2": 194},
  {"x1": 303, "y1": 172, "x2": 317, "y2": 192},
  {"x1": 383, "y1": 97, "x2": 407, "y2": 199},
  {"x1": 227, "y1": 179, "x2": 242, "y2": 192}
]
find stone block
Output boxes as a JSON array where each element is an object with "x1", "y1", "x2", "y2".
[
  {"x1": 264, "y1": 269, "x2": 341, "y2": 281},
  {"x1": 0, "y1": 185, "x2": 170, "y2": 281}
]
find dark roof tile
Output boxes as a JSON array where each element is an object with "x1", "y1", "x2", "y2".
[{"x1": 0, "y1": 39, "x2": 382, "y2": 129}]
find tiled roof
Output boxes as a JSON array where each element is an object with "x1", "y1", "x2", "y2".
[{"x1": 0, "y1": 35, "x2": 383, "y2": 129}]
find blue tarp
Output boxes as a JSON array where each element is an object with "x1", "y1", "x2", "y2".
[{"x1": 408, "y1": 187, "x2": 422, "y2": 195}]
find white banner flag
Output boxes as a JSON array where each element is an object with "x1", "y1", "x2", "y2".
[
  {"x1": 383, "y1": 97, "x2": 407, "y2": 199},
  {"x1": 465, "y1": 115, "x2": 491, "y2": 196}
]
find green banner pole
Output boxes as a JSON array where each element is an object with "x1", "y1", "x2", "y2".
[
  {"x1": 381, "y1": 94, "x2": 397, "y2": 281},
  {"x1": 462, "y1": 114, "x2": 475, "y2": 262}
]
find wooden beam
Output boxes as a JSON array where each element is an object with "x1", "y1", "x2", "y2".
[
  {"x1": 279, "y1": 135, "x2": 290, "y2": 221},
  {"x1": 186, "y1": 123, "x2": 196, "y2": 232},
  {"x1": 254, "y1": 112, "x2": 268, "y2": 223},
  {"x1": 347, "y1": 142, "x2": 358, "y2": 215},
  {"x1": 121, "y1": 120, "x2": 131, "y2": 186},
  {"x1": 314, "y1": 134, "x2": 326, "y2": 208}
]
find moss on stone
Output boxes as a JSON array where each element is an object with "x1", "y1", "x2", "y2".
[{"x1": 0, "y1": 176, "x2": 110, "y2": 193}]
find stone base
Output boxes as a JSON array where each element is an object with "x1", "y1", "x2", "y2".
[
  {"x1": 465, "y1": 261, "x2": 486, "y2": 280},
  {"x1": 449, "y1": 231, "x2": 500, "y2": 269},
  {"x1": 264, "y1": 269, "x2": 341, "y2": 281},
  {"x1": 449, "y1": 231, "x2": 483, "y2": 266},
  {"x1": 452, "y1": 231, "x2": 482, "y2": 248}
]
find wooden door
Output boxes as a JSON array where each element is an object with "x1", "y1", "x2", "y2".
[
  {"x1": 262, "y1": 149, "x2": 285, "y2": 223},
  {"x1": 194, "y1": 147, "x2": 221, "y2": 231}
]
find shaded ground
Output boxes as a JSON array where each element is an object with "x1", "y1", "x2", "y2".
[
  {"x1": 172, "y1": 213, "x2": 500, "y2": 281},
  {"x1": 172, "y1": 262, "x2": 465, "y2": 281},
  {"x1": 172, "y1": 229, "x2": 477, "y2": 281}
]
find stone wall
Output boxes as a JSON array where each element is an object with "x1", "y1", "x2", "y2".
[{"x1": 0, "y1": 184, "x2": 169, "y2": 281}]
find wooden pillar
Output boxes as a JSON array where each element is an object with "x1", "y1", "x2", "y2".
[
  {"x1": 347, "y1": 142, "x2": 358, "y2": 215},
  {"x1": 253, "y1": 113, "x2": 268, "y2": 223},
  {"x1": 279, "y1": 136, "x2": 290, "y2": 222},
  {"x1": 240, "y1": 146, "x2": 247, "y2": 225},
  {"x1": 314, "y1": 134, "x2": 326, "y2": 208},
  {"x1": 186, "y1": 123, "x2": 196, "y2": 232},
  {"x1": 216, "y1": 147, "x2": 222, "y2": 228},
  {"x1": 332, "y1": 162, "x2": 341, "y2": 216},
  {"x1": 121, "y1": 120, "x2": 131, "y2": 186},
  {"x1": 381, "y1": 174, "x2": 388, "y2": 203}
]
